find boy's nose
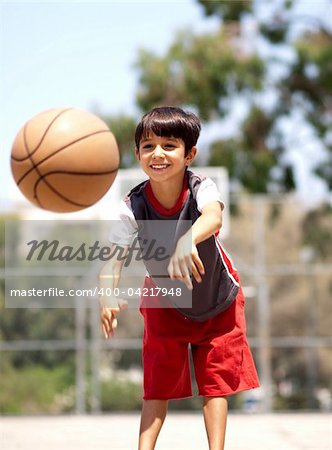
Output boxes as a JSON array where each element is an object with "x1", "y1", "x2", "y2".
[{"x1": 153, "y1": 145, "x2": 165, "y2": 157}]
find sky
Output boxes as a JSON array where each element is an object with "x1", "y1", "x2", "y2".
[
  {"x1": 0, "y1": 0, "x2": 218, "y2": 204},
  {"x1": 1, "y1": 0, "x2": 331, "y2": 208}
]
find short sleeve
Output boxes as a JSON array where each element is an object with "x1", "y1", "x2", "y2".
[
  {"x1": 196, "y1": 177, "x2": 224, "y2": 212},
  {"x1": 108, "y1": 199, "x2": 138, "y2": 245}
]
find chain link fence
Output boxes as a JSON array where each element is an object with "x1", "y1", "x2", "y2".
[{"x1": 1, "y1": 194, "x2": 331, "y2": 414}]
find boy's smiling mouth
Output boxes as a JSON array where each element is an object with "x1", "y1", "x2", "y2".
[{"x1": 150, "y1": 163, "x2": 171, "y2": 171}]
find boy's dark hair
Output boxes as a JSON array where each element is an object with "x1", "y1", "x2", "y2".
[{"x1": 135, "y1": 106, "x2": 201, "y2": 156}]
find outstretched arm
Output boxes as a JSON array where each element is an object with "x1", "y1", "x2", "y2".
[
  {"x1": 191, "y1": 201, "x2": 223, "y2": 245},
  {"x1": 168, "y1": 201, "x2": 223, "y2": 290}
]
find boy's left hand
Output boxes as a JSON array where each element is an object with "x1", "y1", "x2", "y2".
[{"x1": 167, "y1": 235, "x2": 205, "y2": 290}]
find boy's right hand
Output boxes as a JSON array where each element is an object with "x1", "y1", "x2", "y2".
[
  {"x1": 100, "y1": 305, "x2": 125, "y2": 339},
  {"x1": 168, "y1": 236, "x2": 205, "y2": 290}
]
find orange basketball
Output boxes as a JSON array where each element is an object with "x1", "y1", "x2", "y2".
[{"x1": 10, "y1": 107, "x2": 120, "y2": 212}]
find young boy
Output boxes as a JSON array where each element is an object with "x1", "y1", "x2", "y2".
[{"x1": 100, "y1": 106, "x2": 260, "y2": 450}]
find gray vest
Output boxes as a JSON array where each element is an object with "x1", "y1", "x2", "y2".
[{"x1": 124, "y1": 170, "x2": 238, "y2": 321}]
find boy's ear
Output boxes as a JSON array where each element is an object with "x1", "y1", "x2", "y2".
[
  {"x1": 135, "y1": 147, "x2": 140, "y2": 161},
  {"x1": 185, "y1": 146, "x2": 197, "y2": 166}
]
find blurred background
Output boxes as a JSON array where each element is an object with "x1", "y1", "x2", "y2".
[{"x1": 1, "y1": 0, "x2": 331, "y2": 417}]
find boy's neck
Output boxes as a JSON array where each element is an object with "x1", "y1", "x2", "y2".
[{"x1": 149, "y1": 173, "x2": 187, "y2": 210}]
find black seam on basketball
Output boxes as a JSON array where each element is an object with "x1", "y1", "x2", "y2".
[
  {"x1": 16, "y1": 130, "x2": 113, "y2": 186},
  {"x1": 34, "y1": 167, "x2": 118, "y2": 208},
  {"x1": 23, "y1": 122, "x2": 31, "y2": 159},
  {"x1": 34, "y1": 177, "x2": 92, "y2": 208},
  {"x1": 15, "y1": 109, "x2": 74, "y2": 203},
  {"x1": 23, "y1": 122, "x2": 34, "y2": 168},
  {"x1": 12, "y1": 108, "x2": 73, "y2": 162},
  {"x1": 22, "y1": 123, "x2": 45, "y2": 204}
]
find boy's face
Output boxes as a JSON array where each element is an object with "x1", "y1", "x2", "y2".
[{"x1": 135, "y1": 133, "x2": 196, "y2": 182}]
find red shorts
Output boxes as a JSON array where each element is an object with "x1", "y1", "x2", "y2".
[{"x1": 139, "y1": 276, "x2": 260, "y2": 400}]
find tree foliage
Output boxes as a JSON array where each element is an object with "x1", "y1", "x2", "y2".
[
  {"x1": 281, "y1": 29, "x2": 332, "y2": 188},
  {"x1": 133, "y1": 0, "x2": 331, "y2": 194},
  {"x1": 103, "y1": 114, "x2": 138, "y2": 168},
  {"x1": 136, "y1": 28, "x2": 264, "y2": 121},
  {"x1": 197, "y1": 0, "x2": 252, "y2": 22}
]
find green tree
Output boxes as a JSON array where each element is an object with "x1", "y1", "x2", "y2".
[
  {"x1": 280, "y1": 29, "x2": 332, "y2": 189},
  {"x1": 133, "y1": 0, "x2": 331, "y2": 194},
  {"x1": 102, "y1": 114, "x2": 138, "y2": 168}
]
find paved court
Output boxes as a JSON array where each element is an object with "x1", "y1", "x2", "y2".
[{"x1": 1, "y1": 413, "x2": 331, "y2": 449}]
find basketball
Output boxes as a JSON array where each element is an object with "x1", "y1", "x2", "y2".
[{"x1": 10, "y1": 107, "x2": 120, "y2": 212}]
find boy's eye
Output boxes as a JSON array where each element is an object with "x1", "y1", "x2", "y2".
[{"x1": 141, "y1": 143, "x2": 176, "y2": 151}]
